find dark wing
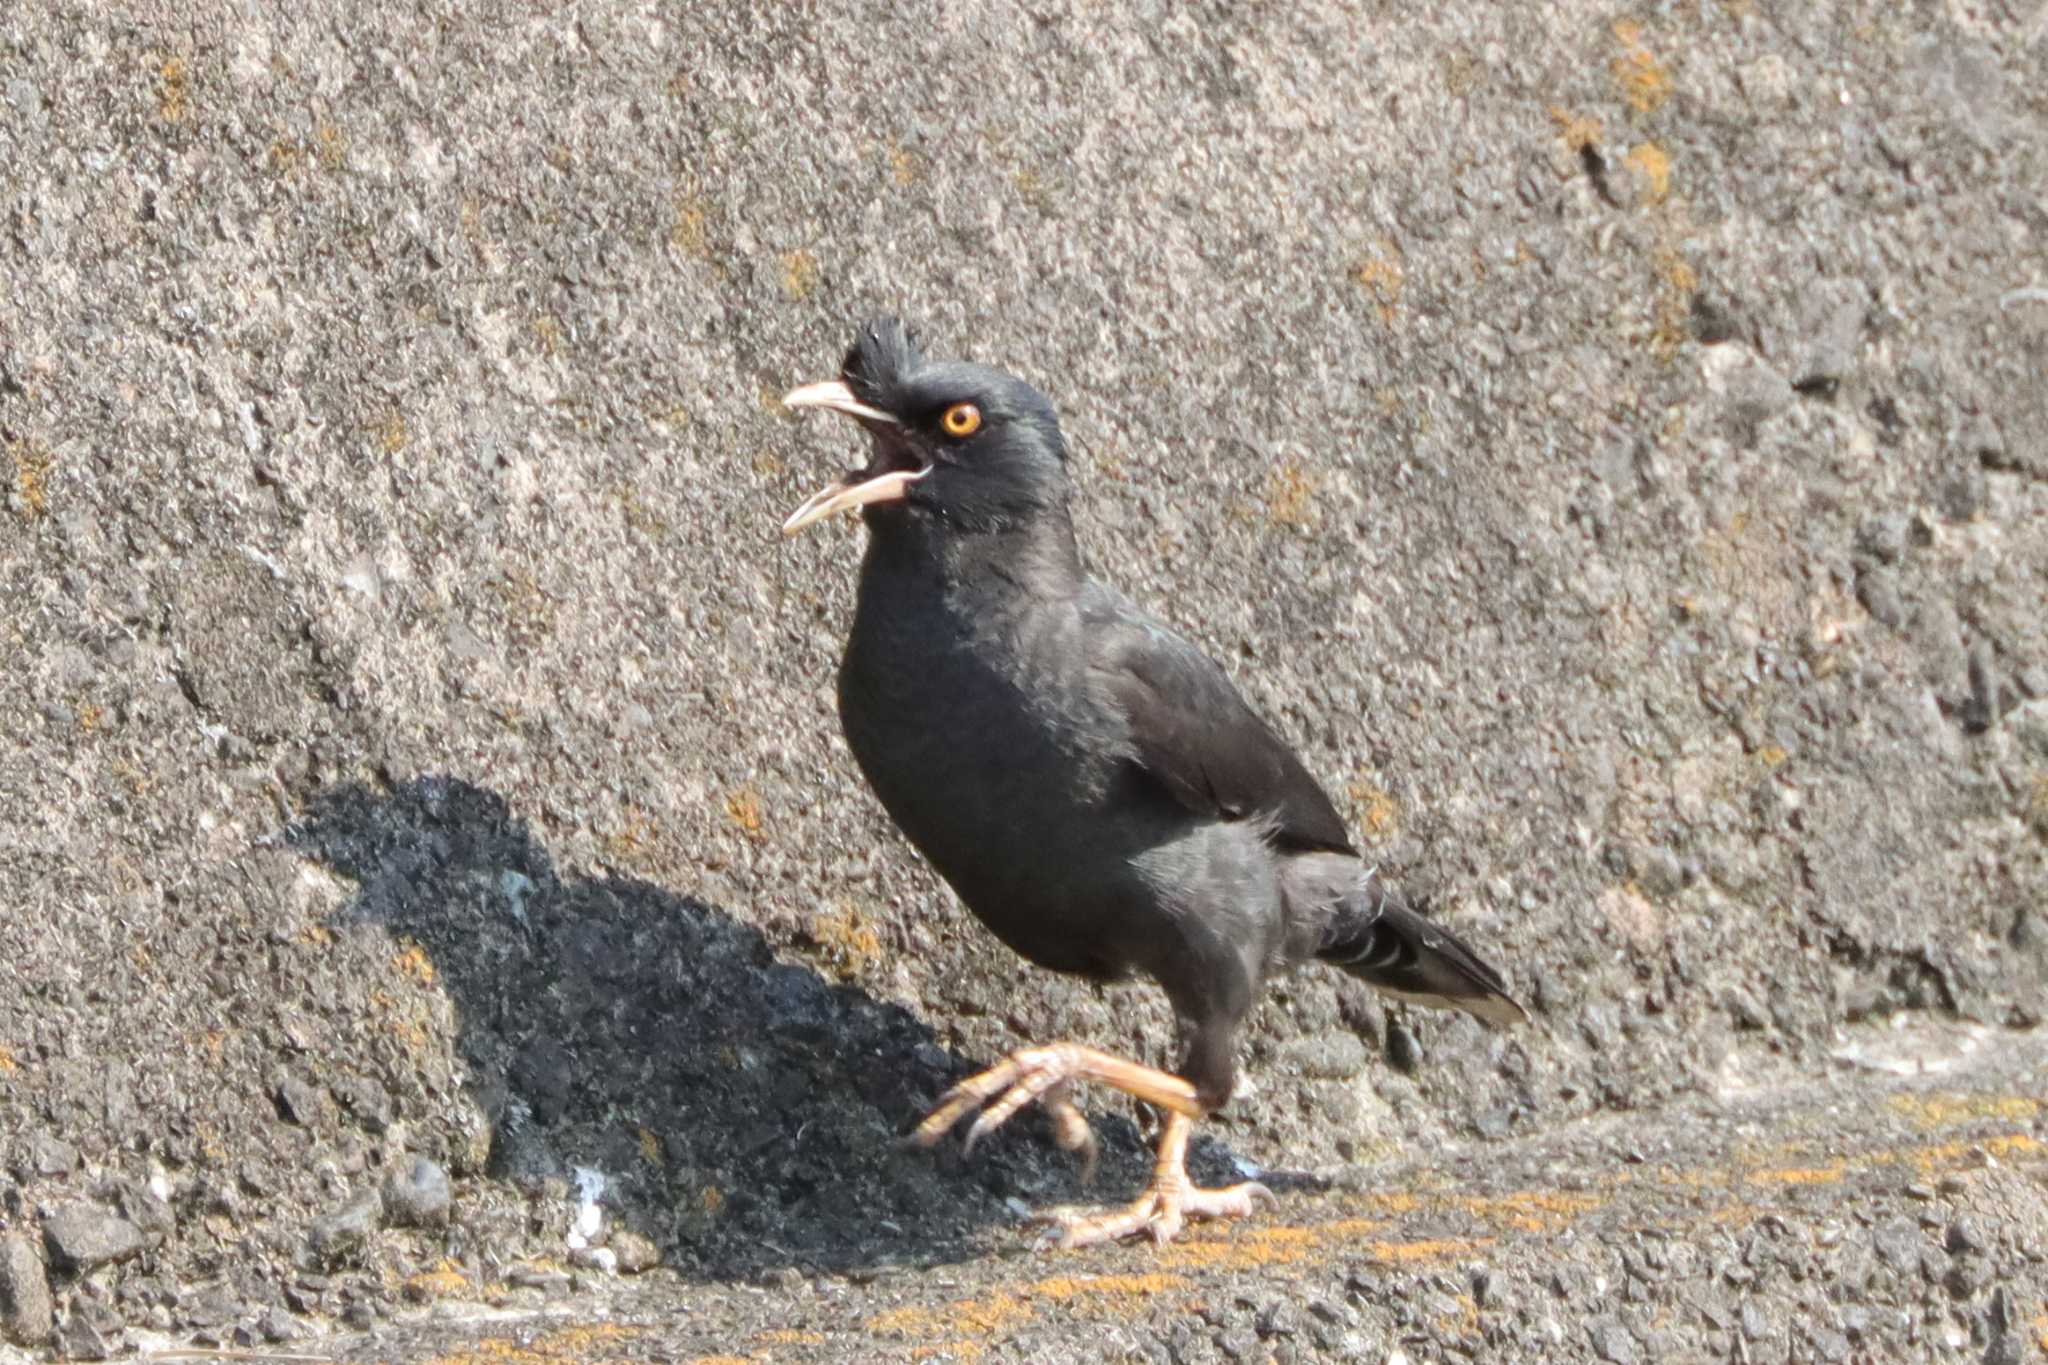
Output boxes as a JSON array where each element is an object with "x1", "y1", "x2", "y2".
[{"x1": 1082, "y1": 587, "x2": 1355, "y2": 854}]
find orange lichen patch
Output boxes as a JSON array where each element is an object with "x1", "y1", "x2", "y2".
[
  {"x1": 157, "y1": 56, "x2": 191, "y2": 122},
  {"x1": 685, "y1": 1357, "x2": 755, "y2": 1365},
  {"x1": 1355, "y1": 1190, "x2": 1426, "y2": 1216},
  {"x1": 0, "y1": 1045, "x2": 16, "y2": 1072},
  {"x1": 9, "y1": 436, "x2": 52, "y2": 516},
  {"x1": 808, "y1": 906, "x2": 885, "y2": 976},
  {"x1": 724, "y1": 787, "x2": 766, "y2": 840},
  {"x1": 1454, "y1": 1189, "x2": 1602, "y2": 1232},
  {"x1": 531, "y1": 315, "x2": 565, "y2": 357},
  {"x1": 780, "y1": 249, "x2": 820, "y2": 300},
  {"x1": 1651, "y1": 248, "x2": 1699, "y2": 360},
  {"x1": 601, "y1": 805, "x2": 663, "y2": 872},
  {"x1": 1346, "y1": 782, "x2": 1400, "y2": 840},
  {"x1": 1549, "y1": 105, "x2": 1603, "y2": 153},
  {"x1": 638, "y1": 1125, "x2": 664, "y2": 1166},
  {"x1": 1746, "y1": 1163, "x2": 1845, "y2": 1187},
  {"x1": 1264, "y1": 460, "x2": 1318, "y2": 527},
  {"x1": 1904, "y1": 1133, "x2": 2045, "y2": 1175},
  {"x1": 888, "y1": 143, "x2": 919, "y2": 186},
  {"x1": 1163, "y1": 1218, "x2": 1389, "y2": 1271},
  {"x1": 393, "y1": 941, "x2": 437, "y2": 986},
  {"x1": 1625, "y1": 142, "x2": 1671, "y2": 200},
  {"x1": 1610, "y1": 21, "x2": 1674, "y2": 113},
  {"x1": 754, "y1": 1328, "x2": 827, "y2": 1346},
  {"x1": 867, "y1": 1291, "x2": 1031, "y2": 1340},
  {"x1": 404, "y1": 1265, "x2": 471, "y2": 1302},
  {"x1": 1364, "y1": 1236, "x2": 1496, "y2": 1266},
  {"x1": 377, "y1": 409, "x2": 409, "y2": 454},
  {"x1": 1031, "y1": 1272, "x2": 1186, "y2": 1303},
  {"x1": 1886, "y1": 1092, "x2": 2041, "y2": 1129},
  {"x1": 428, "y1": 1322, "x2": 643, "y2": 1364},
  {"x1": 371, "y1": 988, "x2": 433, "y2": 1051},
  {"x1": 911, "y1": 1344, "x2": 983, "y2": 1363},
  {"x1": 1353, "y1": 251, "x2": 1405, "y2": 323},
  {"x1": 700, "y1": 1185, "x2": 726, "y2": 1216},
  {"x1": 672, "y1": 195, "x2": 710, "y2": 257}
]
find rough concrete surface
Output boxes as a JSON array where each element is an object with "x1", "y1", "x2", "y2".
[{"x1": 1, "y1": 1, "x2": 2044, "y2": 1361}]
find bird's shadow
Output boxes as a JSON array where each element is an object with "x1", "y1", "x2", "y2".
[{"x1": 285, "y1": 775, "x2": 1180, "y2": 1280}]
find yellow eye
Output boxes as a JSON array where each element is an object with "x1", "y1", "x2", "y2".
[{"x1": 940, "y1": 403, "x2": 982, "y2": 438}]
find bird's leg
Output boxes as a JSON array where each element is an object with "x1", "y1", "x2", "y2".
[
  {"x1": 1036, "y1": 1110, "x2": 1273, "y2": 1248},
  {"x1": 909, "y1": 1042, "x2": 1271, "y2": 1245}
]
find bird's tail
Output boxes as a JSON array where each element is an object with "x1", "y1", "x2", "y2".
[{"x1": 1308, "y1": 863, "x2": 1527, "y2": 1028}]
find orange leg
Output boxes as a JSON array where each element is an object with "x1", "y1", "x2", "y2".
[{"x1": 910, "y1": 1042, "x2": 1273, "y2": 1247}]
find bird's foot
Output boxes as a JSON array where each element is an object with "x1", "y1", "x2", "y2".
[
  {"x1": 910, "y1": 1041, "x2": 1199, "y2": 1160},
  {"x1": 1030, "y1": 1111, "x2": 1272, "y2": 1248},
  {"x1": 1034, "y1": 1174, "x2": 1273, "y2": 1249},
  {"x1": 1040, "y1": 1080, "x2": 1099, "y2": 1184}
]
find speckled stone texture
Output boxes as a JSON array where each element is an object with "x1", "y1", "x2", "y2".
[{"x1": 1, "y1": 1, "x2": 2043, "y2": 1359}]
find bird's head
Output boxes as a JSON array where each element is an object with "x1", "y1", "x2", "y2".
[{"x1": 781, "y1": 318, "x2": 1069, "y2": 536}]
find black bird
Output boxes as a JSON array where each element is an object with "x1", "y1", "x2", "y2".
[{"x1": 782, "y1": 319, "x2": 1525, "y2": 1246}]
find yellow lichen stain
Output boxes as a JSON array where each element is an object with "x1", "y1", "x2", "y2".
[
  {"x1": 700, "y1": 1184, "x2": 726, "y2": 1216},
  {"x1": 1549, "y1": 105, "x2": 1603, "y2": 154},
  {"x1": 1031, "y1": 1271, "x2": 1186, "y2": 1303},
  {"x1": 684, "y1": 1357, "x2": 755, "y2": 1365},
  {"x1": 157, "y1": 56, "x2": 190, "y2": 123},
  {"x1": 1365, "y1": 1236, "x2": 1496, "y2": 1265},
  {"x1": 393, "y1": 941, "x2": 437, "y2": 986},
  {"x1": 601, "y1": 805, "x2": 662, "y2": 873},
  {"x1": 9, "y1": 436, "x2": 52, "y2": 517},
  {"x1": 889, "y1": 143, "x2": 919, "y2": 185},
  {"x1": 1887, "y1": 1092, "x2": 2041, "y2": 1130},
  {"x1": 755, "y1": 1328, "x2": 826, "y2": 1346},
  {"x1": 872, "y1": 1273, "x2": 1185, "y2": 1353},
  {"x1": 1624, "y1": 142, "x2": 1671, "y2": 200},
  {"x1": 74, "y1": 700, "x2": 105, "y2": 733},
  {"x1": 532, "y1": 315, "x2": 564, "y2": 357},
  {"x1": 673, "y1": 195, "x2": 710, "y2": 257},
  {"x1": 808, "y1": 905, "x2": 885, "y2": 976},
  {"x1": 1357, "y1": 1190, "x2": 1426, "y2": 1216},
  {"x1": 404, "y1": 1265, "x2": 471, "y2": 1302},
  {"x1": 0, "y1": 1045, "x2": 16, "y2": 1073},
  {"x1": 1906, "y1": 1132, "x2": 2044, "y2": 1175},
  {"x1": 1651, "y1": 247, "x2": 1698, "y2": 361},
  {"x1": 1264, "y1": 460, "x2": 1318, "y2": 528},
  {"x1": 270, "y1": 134, "x2": 312, "y2": 176},
  {"x1": 1454, "y1": 1189, "x2": 1601, "y2": 1232},
  {"x1": 315, "y1": 120, "x2": 347, "y2": 171},
  {"x1": 780, "y1": 249, "x2": 820, "y2": 300},
  {"x1": 1347, "y1": 782, "x2": 1400, "y2": 841},
  {"x1": 638, "y1": 1125, "x2": 664, "y2": 1166},
  {"x1": 867, "y1": 1291, "x2": 1031, "y2": 1340},
  {"x1": 1353, "y1": 250, "x2": 1405, "y2": 323},
  {"x1": 1611, "y1": 21, "x2": 1674, "y2": 113},
  {"x1": 427, "y1": 1322, "x2": 642, "y2": 1364},
  {"x1": 1747, "y1": 1163, "x2": 1845, "y2": 1187},
  {"x1": 724, "y1": 787, "x2": 766, "y2": 841},
  {"x1": 376, "y1": 410, "x2": 409, "y2": 454},
  {"x1": 1163, "y1": 1218, "x2": 1399, "y2": 1272}
]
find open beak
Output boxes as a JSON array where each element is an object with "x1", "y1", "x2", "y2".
[{"x1": 780, "y1": 381, "x2": 928, "y2": 535}]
